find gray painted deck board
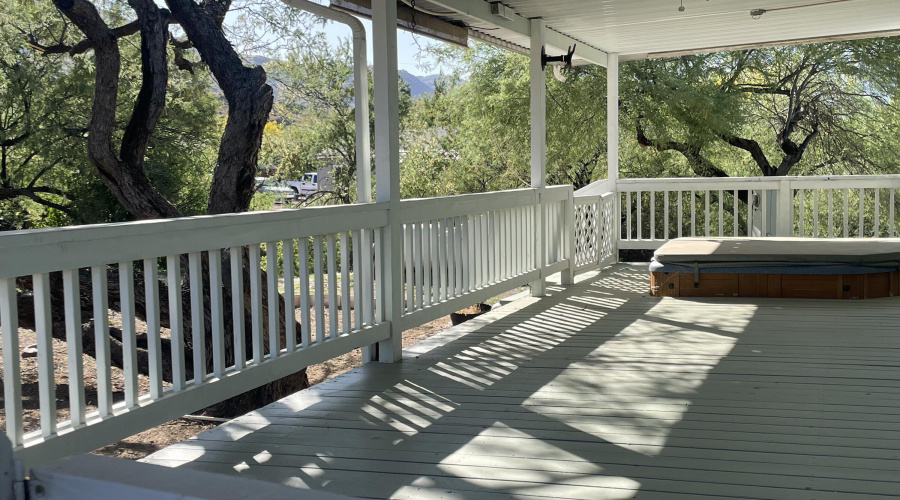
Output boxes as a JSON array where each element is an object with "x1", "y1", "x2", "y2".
[{"x1": 144, "y1": 264, "x2": 900, "y2": 499}]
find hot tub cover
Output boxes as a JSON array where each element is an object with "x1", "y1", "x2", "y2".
[{"x1": 653, "y1": 237, "x2": 900, "y2": 266}]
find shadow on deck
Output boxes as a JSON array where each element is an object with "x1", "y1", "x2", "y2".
[{"x1": 143, "y1": 264, "x2": 900, "y2": 500}]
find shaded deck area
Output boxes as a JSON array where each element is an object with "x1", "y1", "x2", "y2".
[{"x1": 143, "y1": 264, "x2": 900, "y2": 499}]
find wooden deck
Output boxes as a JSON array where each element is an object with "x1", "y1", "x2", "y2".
[{"x1": 143, "y1": 264, "x2": 900, "y2": 500}]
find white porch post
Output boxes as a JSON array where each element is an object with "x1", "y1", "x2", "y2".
[
  {"x1": 607, "y1": 53, "x2": 619, "y2": 191},
  {"x1": 372, "y1": 0, "x2": 402, "y2": 363},
  {"x1": 607, "y1": 53, "x2": 619, "y2": 261},
  {"x1": 775, "y1": 179, "x2": 792, "y2": 236},
  {"x1": 530, "y1": 18, "x2": 546, "y2": 297}
]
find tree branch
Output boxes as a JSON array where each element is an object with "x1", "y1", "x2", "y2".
[
  {"x1": 165, "y1": 0, "x2": 273, "y2": 215},
  {"x1": 635, "y1": 120, "x2": 730, "y2": 178},
  {"x1": 120, "y1": 0, "x2": 170, "y2": 166},
  {"x1": 0, "y1": 132, "x2": 30, "y2": 148},
  {"x1": 27, "y1": 20, "x2": 141, "y2": 56},
  {"x1": 52, "y1": 0, "x2": 182, "y2": 220},
  {"x1": 0, "y1": 186, "x2": 78, "y2": 219},
  {"x1": 721, "y1": 135, "x2": 774, "y2": 176}
]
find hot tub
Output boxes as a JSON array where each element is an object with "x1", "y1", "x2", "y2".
[{"x1": 650, "y1": 238, "x2": 900, "y2": 299}]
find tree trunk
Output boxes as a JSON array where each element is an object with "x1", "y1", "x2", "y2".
[{"x1": 47, "y1": 0, "x2": 308, "y2": 418}]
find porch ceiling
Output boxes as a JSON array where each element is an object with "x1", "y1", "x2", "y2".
[{"x1": 420, "y1": 0, "x2": 900, "y2": 61}]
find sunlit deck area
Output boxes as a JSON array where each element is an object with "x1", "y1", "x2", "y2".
[{"x1": 142, "y1": 264, "x2": 900, "y2": 500}]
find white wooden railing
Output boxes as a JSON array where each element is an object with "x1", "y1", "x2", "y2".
[
  {"x1": 397, "y1": 186, "x2": 573, "y2": 329},
  {"x1": 573, "y1": 191, "x2": 617, "y2": 272},
  {"x1": 612, "y1": 175, "x2": 900, "y2": 250},
  {"x1": 0, "y1": 204, "x2": 390, "y2": 468},
  {"x1": 7, "y1": 173, "x2": 896, "y2": 469},
  {"x1": 0, "y1": 187, "x2": 577, "y2": 469}
]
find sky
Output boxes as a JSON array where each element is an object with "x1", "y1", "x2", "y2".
[
  {"x1": 319, "y1": 16, "x2": 447, "y2": 75},
  {"x1": 157, "y1": 0, "x2": 451, "y2": 75}
]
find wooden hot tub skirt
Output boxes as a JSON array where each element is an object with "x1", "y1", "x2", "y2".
[
  {"x1": 650, "y1": 237, "x2": 900, "y2": 300},
  {"x1": 650, "y1": 269, "x2": 900, "y2": 299}
]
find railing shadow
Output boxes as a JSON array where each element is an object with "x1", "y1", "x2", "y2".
[{"x1": 138, "y1": 263, "x2": 900, "y2": 499}]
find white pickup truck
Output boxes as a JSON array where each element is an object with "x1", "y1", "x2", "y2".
[{"x1": 284, "y1": 172, "x2": 319, "y2": 199}]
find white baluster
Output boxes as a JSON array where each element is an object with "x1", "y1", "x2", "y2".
[
  {"x1": 248, "y1": 245, "x2": 264, "y2": 363},
  {"x1": 798, "y1": 190, "x2": 805, "y2": 237},
  {"x1": 188, "y1": 253, "x2": 205, "y2": 384},
  {"x1": 167, "y1": 255, "x2": 185, "y2": 391},
  {"x1": 340, "y1": 232, "x2": 350, "y2": 334},
  {"x1": 209, "y1": 249, "x2": 225, "y2": 377},
  {"x1": 144, "y1": 258, "x2": 163, "y2": 398},
  {"x1": 119, "y1": 261, "x2": 138, "y2": 405},
  {"x1": 403, "y1": 225, "x2": 413, "y2": 313},
  {"x1": 282, "y1": 240, "x2": 297, "y2": 349},
  {"x1": 827, "y1": 190, "x2": 834, "y2": 238},
  {"x1": 327, "y1": 234, "x2": 338, "y2": 338},
  {"x1": 704, "y1": 190, "x2": 710, "y2": 237},
  {"x1": 266, "y1": 241, "x2": 280, "y2": 357},
  {"x1": 229, "y1": 247, "x2": 246, "y2": 370},
  {"x1": 422, "y1": 223, "x2": 432, "y2": 307},
  {"x1": 858, "y1": 188, "x2": 865, "y2": 237},
  {"x1": 313, "y1": 236, "x2": 324, "y2": 343},
  {"x1": 664, "y1": 191, "x2": 670, "y2": 239},
  {"x1": 352, "y1": 231, "x2": 362, "y2": 330},
  {"x1": 0, "y1": 278, "x2": 23, "y2": 444},
  {"x1": 91, "y1": 267, "x2": 111, "y2": 416},
  {"x1": 298, "y1": 238, "x2": 311, "y2": 346},
  {"x1": 874, "y1": 188, "x2": 880, "y2": 237},
  {"x1": 33, "y1": 273, "x2": 57, "y2": 432},
  {"x1": 843, "y1": 188, "x2": 849, "y2": 238},
  {"x1": 718, "y1": 190, "x2": 724, "y2": 237},
  {"x1": 63, "y1": 269, "x2": 85, "y2": 426},
  {"x1": 438, "y1": 219, "x2": 447, "y2": 301}
]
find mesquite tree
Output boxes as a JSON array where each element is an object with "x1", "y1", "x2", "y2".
[{"x1": 15, "y1": 0, "x2": 308, "y2": 416}]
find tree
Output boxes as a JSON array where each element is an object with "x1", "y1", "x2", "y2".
[
  {"x1": 401, "y1": 43, "x2": 607, "y2": 198},
  {"x1": 620, "y1": 40, "x2": 900, "y2": 180},
  {"x1": 260, "y1": 34, "x2": 411, "y2": 205},
  {"x1": 10, "y1": 0, "x2": 314, "y2": 416},
  {"x1": 1, "y1": 0, "x2": 216, "y2": 229}
]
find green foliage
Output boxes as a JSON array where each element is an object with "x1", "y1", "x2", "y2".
[
  {"x1": 401, "y1": 43, "x2": 608, "y2": 198},
  {"x1": 619, "y1": 40, "x2": 900, "y2": 178},
  {"x1": 0, "y1": 0, "x2": 219, "y2": 229},
  {"x1": 260, "y1": 32, "x2": 411, "y2": 205}
]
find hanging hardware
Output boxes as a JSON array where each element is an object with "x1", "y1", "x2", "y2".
[
  {"x1": 678, "y1": 0, "x2": 685, "y2": 12},
  {"x1": 541, "y1": 44, "x2": 576, "y2": 71},
  {"x1": 750, "y1": 8, "x2": 766, "y2": 19}
]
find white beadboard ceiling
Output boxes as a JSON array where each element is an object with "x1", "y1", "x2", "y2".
[{"x1": 419, "y1": 0, "x2": 900, "y2": 59}]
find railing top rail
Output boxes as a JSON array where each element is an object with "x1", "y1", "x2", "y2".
[
  {"x1": 543, "y1": 185, "x2": 573, "y2": 203},
  {"x1": 616, "y1": 173, "x2": 900, "y2": 190},
  {"x1": 0, "y1": 202, "x2": 389, "y2": 278},
  {"x1": 574, "y1": 191, "x2": 616, "y2": 203},
  {"x1": 616, "y1": 177, "x2": 782, "y2": 190},
  {"x1": 399, "y1": 188, "x2": 539, "y2": 223}
]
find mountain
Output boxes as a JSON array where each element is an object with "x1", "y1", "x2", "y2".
[{"x1": 400, "y1": 70, "x2": 438, "y2": 97}]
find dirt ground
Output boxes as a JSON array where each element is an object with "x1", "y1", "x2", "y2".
[{"x1": 1, "y1": 290, "x2": 520, "y2": 461}]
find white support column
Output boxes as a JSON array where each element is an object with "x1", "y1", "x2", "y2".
[
  {"x1": 530, "y1": 18, "x2": 546, "y2": 297},
  {"x1": 372, "y1": 0, "x2": 402, "y2": 363},
  {"x1": 607, "y1": 53, "x2": 619, "y2": 262},
  {"x1": 776, "y1": 179, "x2": 793, "y2": 236},
  {"x1": 607, "y1": 53, "x2": 619, "y2": 191},
  {"x1": 561, "y1": 187, "x2": 576, "y2": 285}
]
